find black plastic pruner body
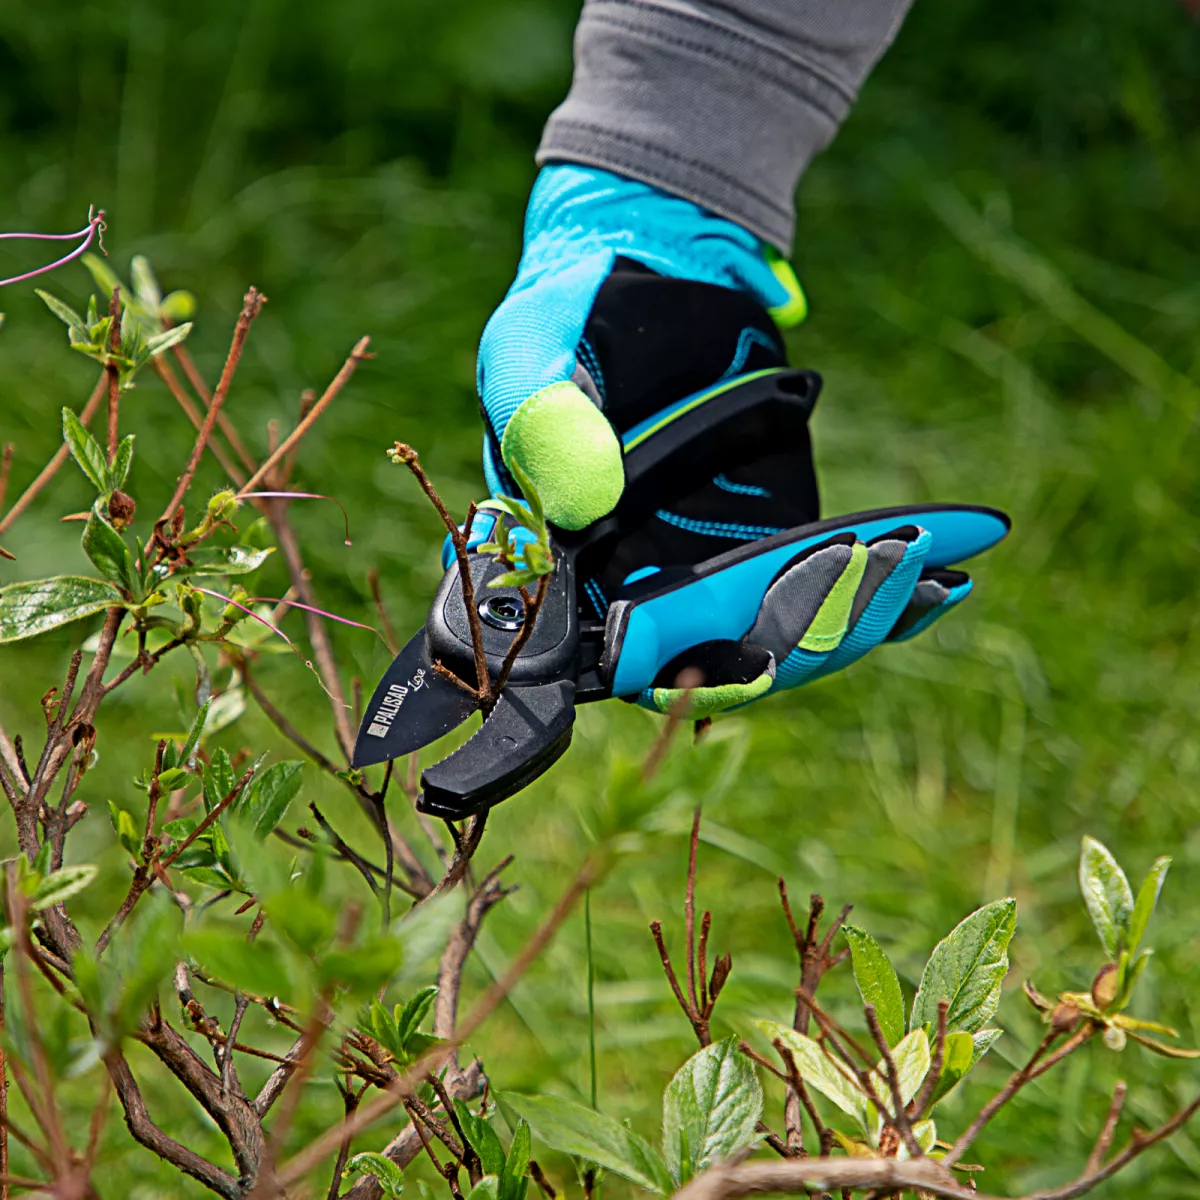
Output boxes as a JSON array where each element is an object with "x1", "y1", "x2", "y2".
[{"x1": 413, "y1": 547, "x2": 582, "y2": 819}]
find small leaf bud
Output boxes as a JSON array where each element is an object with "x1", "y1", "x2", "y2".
[
  {"x1": 1092, "y1": 963, "x2": 1120, "y2": 1010},
  {"x1": 1050, "y1": 1002, "x2": 1081, "y2": 1035},
  {"x1": 107, "y1": 488, "x2": 136, "y2": 530},
  {"x1": 207, "y1": 490, "x2": 240, "y2": 522}
]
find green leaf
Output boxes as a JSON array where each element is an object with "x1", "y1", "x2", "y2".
[
  {"x1": 1127, "y1": 856, "x2": 1171, "y2": 955},
  {"x1": 876, "y1": 1029, "x2": 930, "y2": 1109},
  {"x1": 755, "y1": 1021, "x2": 865, "y2": 1127},
  {"x1": 111, "y1": 435, "x2": 135, "y2": 490},
  {"x1": 180, "y1": 865, "x2": 237, "y2": 891},
  {"x1": 82, "y1": 506, "x2": 134, "y2": 592},
  {"x1": 397, "y1": 984, "x2": 439, "y2": 1047},
  {"x1": 0, "y1": 576, "x2": 120, "y2": 643},
  {"x1": 179, "y1": 700, "x2": 211, "y2": 767},
  {"x1": 144, "y1": 323, "x2": 193, "y2": 356},
  {"x1": 37, "y1": 291, "x2": 88, "y2": 336},
  {"x1": 29, "y1": 864, "x2": 98, "y2": 910},
  {"x1": 344, "y1": 1151, "x2": 405, "y2": 1198},
  {"x1": 1124, "y1": 1030, "x2": 1200, "y2": 1059},
  {"x1": 501, "y1": 1120, "x2": 531, "y2": 1200},
  {"x1": 910, "y1": 898, "x2": 1016, "y2": 1035},
  {"x1": 160, "y1": 291, "x2": 196, "y2": 323},
  {"x1": 202, "y1": 748, "x2": 235, "y2": 813},
  {"x1": 501, "y1": 1092, "x2": 674, "y2": 1195},
  {"x1": 156, "y1": 767, "x2": 190, "y2": 793},
  {"x1": 61, "y1": 407, "x2": 109, "y2": 494},
  {"x1": 183, "y1": 930, "x2": 290, "y2": 998},
  {"x1": 489, "y1": 569, "x2": 540, "y2": 590},
  {"x1": 507, "y1": 459, "x2": 545, "y2": 529},
  {"x1": 208, "y1": 820, "x2": 235, "y2": 875},
  {"x1": 181, "y1": 545, "x2": 274, "y2": 577},
  {"x1": 913, "y1": 1119, "x2": 937, "y2": 1154},
  {"x1": 244, "y1": 760, "x2": 303, "y2": 838},
  {"x1": 927, "y1": 1031, "x2": 975, "y2": 1108},
  {"x1": 467, "y1": 1178, "x2": 499, "y2": 1200},
  {"x1": 32, "y1": 840, "x2": 52, "y2": 877},
  {"x1": 108, "y1": 801, "x2": 141, "y2": 856},
  {"x1": 81, "y1": 254, "x2": 124, "y2": 302},
  {"x1": 1079, "y1": 836, "x2": 1134, "y2": 960},
  {"x1": 206, "y1": 686, "x2": 246, "y2": 735},
  {"x1": 843, "y1": 925, "x2": 905, "y2": 1048},
  {"x1": 130, "y1": 255, "x2": 161, "y2": 309},
  {"x1": 116, "y1": 897, "x2": 182, "y2": 1032},
  {"x1": 971, "y1": 1028, "x2": 1003, "y2": 1063},
  {"x1": 455, "y1": 1099, "x2": 508, "y2": 1176},
  {"x1": 661, "y1": 1037, "x2": 762, "y2": 1185}
]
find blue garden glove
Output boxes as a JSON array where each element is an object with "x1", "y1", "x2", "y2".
[
  {"x1": 636, "y1": 525, "x2": 974, "y2": 717},
  {"x1": 477, "y1": 164, "x2": 806, "y2": 530}
]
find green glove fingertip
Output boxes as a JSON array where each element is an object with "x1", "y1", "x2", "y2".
[
  {"x1": 650, "y1": 669, "x2": 775, "y2": 717},
  {"x1": 501, "y1": 381, "x2": 625, "y2": 531}
]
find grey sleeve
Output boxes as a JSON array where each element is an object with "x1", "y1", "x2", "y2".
[{"x1": 537, "y1": 0, "x2": 913, "y2": 251}]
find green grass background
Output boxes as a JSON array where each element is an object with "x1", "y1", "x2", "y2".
[{"x1": 2, "y1": 0, "x2": 1200, "y2": 1194}]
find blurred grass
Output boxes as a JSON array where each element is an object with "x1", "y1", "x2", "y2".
[{"x1": 2, "y1": 0, "x2": 1200, "y2": 1194}]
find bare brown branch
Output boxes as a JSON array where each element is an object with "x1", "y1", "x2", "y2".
[
  {"x1": 162, "y1": 287, "x2": 265, "y2": 524},
  {"x1": 238, "y1": 336, "x2": 372, "y2": 496},
  {"x1": 942, "y1": 1024, "x2": 1097, "y2": 1167},
  {"x1": 153, "y1": 356, "x2": 247, "y2": 487},
  {"x1": 105, "y1": 289, "x2": 121, "y2": 464},
  {"x1": 278, "y1": 848, "x2": 604, "y2": 1187}
]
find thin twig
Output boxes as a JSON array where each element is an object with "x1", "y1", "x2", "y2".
[
  {"x1": 942, "y1": 1024, "x2": 1097, "y2": 1167},
  {"x1": 367, "y1": 568, "x2": 399, "y2": 655},
  {"x1": 0, "y1": 960, "x2": 7, "y2": 1200},
  {"x1": 173, "y1": 343, "x2": 260, "y2": 475},
  {"x1": 390, "y1": 447, "x2": 490, "y2": 706},
  {"x1": 0, "y1": 444, "x2": 13, "y2": 515},
  {"x1": 776, "y1": 1041, "x2": 832, "y2": 1156},
  {"x1": 491, "y1": 572, "x2": 551, "y2": 697},
  {"x1": 238, "y1": 337, "x2": 372, "y2": 495},
  {"x1": 864, "y1": 1005, "x2": 922, "y2": 1157},
  {"x1": 529, "y1": 1160, "x2": 556, "y2": 1199},
  {"x1": 242, "y1": 662, "x2": 340, "y2": 775},
  {"x1": 685, "y1": 807, "x2": 701, "y2": 1017},
  {"x1": 1085, "y1": 1081, "x2": 1127, "y2": 1175},
  {"x1": 105, "y1": 288, "x2": 121, "y2": 464},
  {"x1": 264, "y1": 496, "x2": 355, "y2": 759},
  {"x1": 161, "y1": 288, "x2": 264, "y2": 524},
  {"x1": 161, "y1": 768, "x2": 255, "y2": 870},
  {"x1": 277, "y1": 849, "x2": 605, "y2": 1186},
  {"x1": 327, "y1": 1086, "x2": 360, "y2": 1200},
  {"x1": 669, "y1": 1156, "x2": 976, "y2": 1200},
  {"x1": 910, "y1": 1001, "x2": 949, "y2": 1119},
  {"x1": 153, "y1": 356, "x2": 247, "y2": 486}
]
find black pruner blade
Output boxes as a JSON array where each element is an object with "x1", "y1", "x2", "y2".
[
  {"x1": 417, "y1": 680, "x2": 576, "y2": 820},
  {"x1": 351, "y1": 630, "x2": 479, "y2": 769}
]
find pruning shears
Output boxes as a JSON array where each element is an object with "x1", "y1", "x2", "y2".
[{"x1": 352, "y1": 365, "x2": 1010, "y2": 820}]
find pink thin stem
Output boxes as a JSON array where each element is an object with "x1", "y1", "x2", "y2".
[
  {"x1": 238, "y1": 491, "x2": 353, "y2": 545},
  {"x1": 0, "y1": 210, "x2": 105, "y2": 288},
  {"x1": 194, "y1": 587, "x2": 350, "y2": 707},
  {"x1": 242, "y1": 597, "x2": 387, "y2": 646},
  {"x1": 194, "y1": 587, "x2": 295, "y2": 650}
]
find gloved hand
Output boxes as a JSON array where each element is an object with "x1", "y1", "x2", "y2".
[
  {"x1": 477, "y1": 164, "x2": 806, "y2": 531},
  {"x1": 638, "y1": 525, "x2": 974, "y2": 717}
]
